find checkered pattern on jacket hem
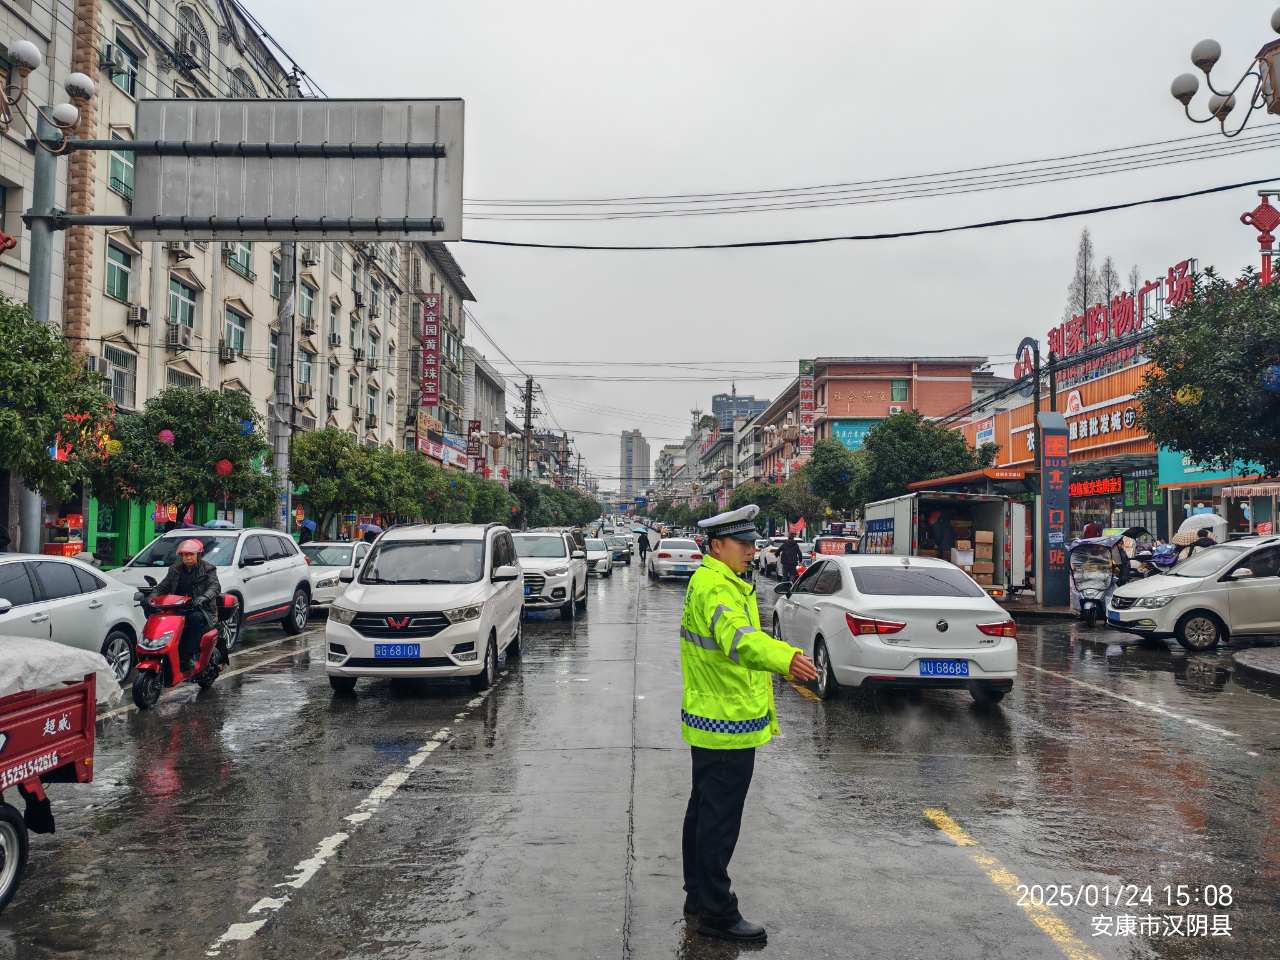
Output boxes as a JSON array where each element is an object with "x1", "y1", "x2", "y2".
[{"x1": 681, "y1": 710, "x2": 770, "y2": 735}]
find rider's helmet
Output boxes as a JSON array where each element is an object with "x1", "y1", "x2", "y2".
[{"x1": 176, "y1": 538, "x2": 204, "y2": 556}]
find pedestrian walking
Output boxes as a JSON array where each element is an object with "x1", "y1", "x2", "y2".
[
  {"x1": 678, "y1": 504, "x2": 818, "y2": 944},
  {"x1": 637, "y1": 531, "x2": 650, "y2": 565},
  {"x1": 777, "y1": 532, "x2": 801, "y2": 583}
]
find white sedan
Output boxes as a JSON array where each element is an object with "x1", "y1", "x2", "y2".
[
  {"x1": 0, "y1": 553, "x2": 146, "y2": 683},
  {"x1": 301, "y1": 540, "x2": 371, "y2": 608},
  {"x1": 647, "y1": 538, "x2": 703, "y2": 580},
  {"x1": 584, "y1": 538, "x2": 613, "y2": 577},
  {"x1": 771, "y1": 555, "x2": 1017, "y2": 705}
]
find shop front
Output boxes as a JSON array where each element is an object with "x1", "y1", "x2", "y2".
[{"x1": 1157, "y1": 449, "x2": 1268, "y2": 538}]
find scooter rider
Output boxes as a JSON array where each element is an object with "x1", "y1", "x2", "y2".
[{"x1": 151, "y1": 538, "x2": 221, "y2": 672}]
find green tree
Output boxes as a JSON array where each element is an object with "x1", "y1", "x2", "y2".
[
  {"x1": 778, "y1": 474, "x2": 826, "y2": 529},
  {"x1": 0, "y1": 298, "x2": 116, "y2": 501},
  {"x1": 95, "y1": 387, "x2": 275, "y2": 521},
  {"x1": 291, "y1": 428, "x2": 373, "y2": 533},
  {"x1": 470, "y1": 476, "x2": 519, "y2": 524},
  {"x1": 801, "y1": 439, "x2": 863, "y2": 512},
  {"x1": 858, "y1": 411, "x2": 984, "y2": 505},
  {"x1": 1137, "y1": 269, "x2": 1280, "y2": 474}
]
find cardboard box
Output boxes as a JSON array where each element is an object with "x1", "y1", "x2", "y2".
[
  {"x1": 954, "y1": 539, "x2": 972, "y2": 550},
  {"x1": 917, "y1": 548, "x2": 939, "y2": 557},
  {"x1": 973, "y1": 573, "x2": 994, "y2": 586},
  {"x1": 974, "y1": 529, "x2": 995, "y2": 544},
  {"x1": 974, "y1": 543, "x2": 994, "y2": 560},
  {"x1": 971, "y1": 560, "x2": 995, "y2": 574},
  {"x1": 950, "y1": 549, "x2": 974, "y2": 567}
]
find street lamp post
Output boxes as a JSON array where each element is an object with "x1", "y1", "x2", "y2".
[
  {"x1": 3, "y1": 40, "x2": 97, "y2": 551},
  {"x1": 1169, "y1": 9, "x2": 1280, "y2": 135}
]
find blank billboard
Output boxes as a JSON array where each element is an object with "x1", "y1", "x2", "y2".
[{"x1": 132, "y1": 98, "x2": 463, "y2": 241}]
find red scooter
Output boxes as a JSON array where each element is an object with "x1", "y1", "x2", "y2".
[{"x1": 132, "y1": 579, "x2": 237, "y2": 709}]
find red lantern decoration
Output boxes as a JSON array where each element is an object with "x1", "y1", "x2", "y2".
[
  {"x1": 157, "y1": 429, "x2": 175, "y2": 446},
  {"x1": 215, "y1": 458, "x2": 234, "y2": 477}
]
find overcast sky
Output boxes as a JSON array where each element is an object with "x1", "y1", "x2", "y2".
[{"x1": 269, "y1": 0, "x2": 1278, "y2": 489}]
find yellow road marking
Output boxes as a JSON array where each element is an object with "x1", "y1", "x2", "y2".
[
  {"x1": 789, "y1": 681, "x2": 820, "y2": 702},
  {"x1": 923, "y1": 808, "x2": 1101, "y2": 960}
]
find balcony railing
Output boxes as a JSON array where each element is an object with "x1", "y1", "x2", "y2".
[
  {"x1": 108, "y1": 176, "x2": 134, "y2": 202},
  {"x1": 222, "y1": 246, "x2": 257, "y2": 282}
]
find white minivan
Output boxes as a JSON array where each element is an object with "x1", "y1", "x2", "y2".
[{"x1": 325, "y1": 523, "x2": 524, "y2": 693}]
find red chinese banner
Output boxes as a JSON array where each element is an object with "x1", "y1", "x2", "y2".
[
  {"x1": 419, "y1": 293, "x2": 441, "y2": 407},
  {"x1": 798, "y1": 360, "x2": 815, "y2": 454}
]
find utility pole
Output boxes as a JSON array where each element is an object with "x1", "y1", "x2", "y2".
[
  {"x1": 271, "y1": 69, "x2": 303, "y2": 533},
  {"x1": 522, "y1": 375, "x2": 534, "y2": 479}
]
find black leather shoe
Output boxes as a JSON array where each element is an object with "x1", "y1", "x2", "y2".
[{"x1": 696, "y1": 917, "x2": 767, "y2": 943}]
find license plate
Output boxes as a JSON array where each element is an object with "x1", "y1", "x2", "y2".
[
  {"x1": 919, "y1": 658, "x2": 969, "y2": 677},
  {"x1": 373, "y1": 643, "x2": 420, "y2": 659},
  {"x1": 524, "y1": 586, "x2": 533, "y2": 596},
  {"x1": 1107, "y1": 612, "x2": 1121, "y2": 623},
  {"x1": 674, "y1": 564, "x2": 689, "y2": 572}
]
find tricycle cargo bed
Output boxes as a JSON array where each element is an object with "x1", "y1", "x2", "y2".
[{"x1": 0, "y1": 674, "x2": 96, "y2": 793}]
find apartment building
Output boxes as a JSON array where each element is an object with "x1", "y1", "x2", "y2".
[{"x1": 619, "y1": 429, "x2": 650, "y2": 500}]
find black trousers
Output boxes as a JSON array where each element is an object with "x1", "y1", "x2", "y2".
[
  {"x1": 181, "y1": 610, "x2": 209, "y2": 665},
  {"x1": 682, "y1": 745, "x2": 756, "y2": 924}
]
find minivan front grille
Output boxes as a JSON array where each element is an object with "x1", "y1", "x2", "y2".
[
  {"x1": 351, "y1": 611, "x2": 450, "y2": 639},
  {"x1": 523, "y1": 573, "x2": 546, "y2": 595}
]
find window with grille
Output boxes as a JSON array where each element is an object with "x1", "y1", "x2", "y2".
[
  {"x1": 108, "y1": 134, "x2": 134, "y2": 201},
  {"x1": 367, "y1": 385, "x2": 378, "y2": 416},
  {"x1": 369, "y1": 331, "x2": 379, "y2": 363},
  {"x1": 269, "y1": 332, "x2": 279, "y2": 370},
  {"x1": 347, "y1": 374, "x2": 357, "y2": 405},
  {"x1": 104, "y1": 345, "x2": 136, "y2": 409},
  {"x1": 223, "y1": 308, "x2": 247, "y2": 354},
  {"x1": 330, "y1": 245, "x2": 342, "y2": 278},
  {"x1": 105, "y1": 244, "x2": 132, "y2": 301},
  {"x1": 229, "y1": 67, "x2": 256, "y2": 98},
  {"x1": 299, "y1": 350, "x2": 314, "y2": 385},
  {"x1": 328, "y1": 300, "x2": 339, "y2": 336},
  {"x1": 167, "y1": 368, "x2": 201, "y2": 390},
  {"x1": 271, "y1": 257, "x2": 280, "y2": 298},
  {"x1": 225, "y1": 241, "x2": 253, "y2": 279},
  {"x1": 168, "y1": 277, "x2": 196, "y2": 327},
  {"x1": 300, "y1": 282, "x2": 316, "y2": 320},
  {"x1": 112, "y1": 33, "x2": 140, "y2": 97},
  {"x1": 177, "y1": 6, "x2": 211, "y2": 68}
]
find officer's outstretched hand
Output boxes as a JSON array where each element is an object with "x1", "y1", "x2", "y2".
[{"x1": 788, "y1": 652, "x2": 818, "y2": 682}]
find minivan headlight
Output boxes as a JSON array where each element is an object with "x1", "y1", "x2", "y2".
[
  {"x1": 1135, "y1": 596, "x2": 1174, "y2": 609},
  {"x1": 329, "y1": 603, "x2": 357, "y2": 624},
  {"x1": 445, "y1": 604, "x2": 483, "y2": 623}
]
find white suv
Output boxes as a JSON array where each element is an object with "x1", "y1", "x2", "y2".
[
  {"x1": 325, "y1": 523, "x2": 523, "y2": 693},
  {"x1": 1108, "y1": 536, "x2": 1280, "y2": 651},
  {"x1": 111, "y1": 527, "x2": 312, "y2": 649},
  {"x1": 513, "y1": 529, "x2": 588, "y2": 619}
]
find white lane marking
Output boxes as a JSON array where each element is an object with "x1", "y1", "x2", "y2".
[
  {"x1": 97, "y1": 641, "x2": 318, "y2": 721},
  {"x1": 1022, "y1": 664, "x2": 1241, "y2": 738},
  {"x1": 207, "y1": 682, "x2": 497, "y2": 955}
]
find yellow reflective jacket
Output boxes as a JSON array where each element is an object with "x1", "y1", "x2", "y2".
[{"x1": 680, "y1": 555, "x2": 802, "y2": 749}]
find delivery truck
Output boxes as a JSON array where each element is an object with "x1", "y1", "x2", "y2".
[{"x1": 861, "y1": 492, "x2": 1028, "y2": 600}]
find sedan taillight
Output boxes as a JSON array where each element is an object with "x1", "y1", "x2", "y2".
[
  {"x1": 690, "y1": 553, "x2": 702, "y2": 560},
  {"x1": 845, "y1": 612, "x2": 906, "y2": 636},
  {"x1": 977, "y1": 620, "x2": 1018, "y2": 638},
  {"x1": 656, "y1": 552, "x2": 671, "y2": 559}
]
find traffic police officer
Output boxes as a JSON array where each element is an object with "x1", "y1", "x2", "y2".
[{"x1": 679, "y1": 504, "x2": 818, "y2": 943}]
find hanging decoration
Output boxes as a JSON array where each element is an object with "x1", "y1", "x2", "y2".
[
  {"x1": 157, "y1": 429, "x2": 175, "y2": 445},
  {"x1": 215, "y1": 458, "x2": 234, "y2": 477}
]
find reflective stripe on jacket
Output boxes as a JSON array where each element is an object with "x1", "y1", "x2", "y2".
[{"x1": 679, "y1": 555, "x2": 801, "y2": 749}]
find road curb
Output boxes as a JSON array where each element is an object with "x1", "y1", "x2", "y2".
[{"x1": 1231, "y1": 648, "x2": 1280, "y2": 682}]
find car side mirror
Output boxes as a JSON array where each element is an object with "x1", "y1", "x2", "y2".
[
  {"x1": 774, "y1": 582, "x2": 792, "y2": 596},
  {"x1": 339, "y1": 570, "x2": 355, "y2": 583},
  {"x1": 571, "y1": 550, "x2": 586, "y2": 560},
  {"x1": 1229, "y1": 568, "x2": 1255, "y2": 581},
  {"x1": 492, "y1": 564, "x2": 520, "y2": 582},
  {"x1": 143, "y1": 574, "x2": 157, "y2": 587},
  {"x1": 0, "y1": 598, "x2": 11, "y2": 615}
]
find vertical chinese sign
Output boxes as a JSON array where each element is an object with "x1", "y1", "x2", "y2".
[
  {"x1": 467, "y1": 419, "x2": 483, "y2": 475},
  {"x1": 1037, "y1": 411, "x2": 1070, "y2": 607},
  {"x1": 418, "y1": 293, "x2": 441, "y2": 453},
  {"x1": 797, "y1": 359, "x2": 815, "y2": 468}
]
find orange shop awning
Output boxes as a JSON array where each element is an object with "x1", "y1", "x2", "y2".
[{"x1": 908, "y1": 467, "x2": 1030, "y2": 491}]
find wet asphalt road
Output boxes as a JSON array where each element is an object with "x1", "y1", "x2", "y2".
[{"x1": 5, "y1": 562, "x2": 1280, "y2": 959}]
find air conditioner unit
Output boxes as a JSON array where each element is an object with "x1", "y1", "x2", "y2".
[
  {"x1": 99, "y1": 44, "x2": 125, "y2": 73},
  {"x1": 86, "y1": 355, "x2": 114, "y2": 383},
  {"x1": 366, "y1": 357, "x2": 379, "y2": 372},
  {"x1": 301, "y1": 245, "x2": 320, "y2": 267},
  {"x1": 354, "y1": 292, "x2": 366, "y2": 308},
  {"x1": 167, "y1": 323, "x2": 193, "y2": 351},
  {"x1": 217, "y1": 341, "x2": 237, "y2": 364},
  {"x1": 368, "y1": 302, "x2": 381, "y2": 319},
  {"x1": 352, "y1": 347, "x2": 365, "y2": 362},
  {"x1": 127, "y1": 304, "x2": 149, "y2": 327},
  {"x1": 326, "y1": 395, "x2": 339, "y2": 411},
  {"x1": 328, "y1": 332, "x2": 342, "y2": 348},
  {"x1": 888, "y1": 405, "x2": 905, "y2": 414},
  {"x1": 351, "y1": 406, "x2": 363, "y2": 422},
  {"x1": 297, "y1": 382, "x2": 314, "y2": 400},
  {"x1": 300, "y1": 317, "x2": 317, "y2": 336},
  {"x1": 367, "y1": 412, "x2": 379, "y2": 428},
  {"x1": 165, "y1": 240, "x2": 193, "y2": 262}
]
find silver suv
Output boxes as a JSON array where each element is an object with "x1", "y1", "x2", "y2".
[{"x1": 513, "y1": 529, "x2": 589, "y2": 619}]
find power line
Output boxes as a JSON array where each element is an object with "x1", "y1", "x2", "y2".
[
  {"x1": 461, "y1": 175, "x2": 1280, "y2": 251},
  {"x1": 464, "y1": 135, "x2": 1280, "y2": 221},
  {"x1": 227, "y1": 0, "x2": 329, "y2": 97},
  {"x1": 465, "y1": 125, "x2": 1280, "y2": 205}
]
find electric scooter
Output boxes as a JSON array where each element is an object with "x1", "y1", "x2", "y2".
[{"x1": 132, "y1": 579, "x2": 237, "y2": 709}]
